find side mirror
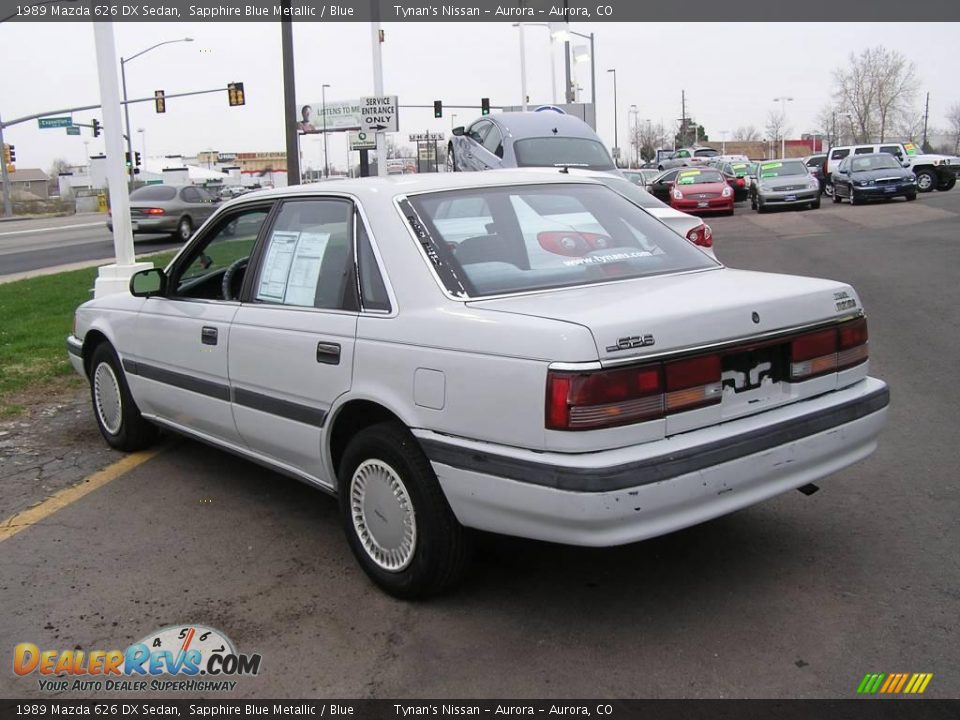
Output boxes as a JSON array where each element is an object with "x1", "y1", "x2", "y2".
[
  {"x1": 452, "y1": 126, "x2": 465, "y2": 136},
  {"x1": 901, "y1": 160, "x2": 910, "y2": 168},
  {"x1": 130, "y1": 267, "x2": 166, "y2": 298},
  {"x1": 665, "y1": 181, "x2": 675, "y2": 188}
]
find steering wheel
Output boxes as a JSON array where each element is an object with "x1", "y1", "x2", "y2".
[{"x1": 221, "y1": 257, "x2": 249, "y2": 301}]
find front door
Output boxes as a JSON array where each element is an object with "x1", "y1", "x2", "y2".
[
  {"x1": 228, "y1": 197, "x2": 358, "y2": 485},
  {"x1": 129, "y1": 203, "x2": 273, "y2": 445}
]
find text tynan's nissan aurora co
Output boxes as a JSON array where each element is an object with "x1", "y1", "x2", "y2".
[{"x1": 68, "y1": 172, "x2": 889, "y2": 598}]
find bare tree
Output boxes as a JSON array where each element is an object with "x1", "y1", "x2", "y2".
[
  {"x1": 48, "y1": 158, "x2": 71, "y2": 177},
  {"x1": 732, "y1": 125, "x2": 761, "y2": 142},
  {"x1": 629, "y1": 120, "x2": 669, "y2": 163},
  {"x1": 947, "y1": 103, "x2": 960, "y2": 155},
  {"x1": 765, "y1": 110, "x2": 790, "y2": 156},
  {"x1": 832, "y1": 46, "x2": 917, "y2": 143}
]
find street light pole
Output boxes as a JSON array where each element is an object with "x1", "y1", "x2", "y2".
[
  {"x1": 321, "y1": 83, "x2": 330, "y2": 178},
  {"x1": 120, "y1": 38, "x2": 193, "y2": 190},
  {"x1": 629, "y1": 105, "x2": 638, "y2": 167},
  {"x1": 607, "y1": 68, "x2": 618, "y2": 166},
  {"x1": 773, "y1": 96, "x2": 793, "y2": 159}
]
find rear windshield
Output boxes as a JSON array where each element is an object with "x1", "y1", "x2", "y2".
[
  {"x1": 758, "y1": 161, "x2": 807, "y2": 178},
  {"x1": 129, "y1": 185, "x2": 177, "y2": 201},
  {"x1": 403, "y1": 183, "x2": 716, "y2": 298},
  {"x1": 694, "y1": 148, "x2": 719, "y2": 157},
  {"x1": 676, "y1": 169, "x2": 725, "y2": 184},
  {"x1": 851, "y1": 155, "x2": 901, "y2": 172},
  {"x1": 513, "y1": 138, "x2": 615, "y2": 170}
]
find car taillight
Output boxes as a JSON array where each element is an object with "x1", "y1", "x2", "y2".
[
  {"x1": 537, "y1": 231, "x2": 611, "y2": 257},
  {"x1": 686, "y1": 223, "x2": 713, "y2": 248},
  {"x1": 790, "y1": 317, "x2": 868, "y2": 380},
  {"x1": 145, "y1": 208, "x2": 165, "y2": 215},
  {"x1": 546, "y1": 355, "x2": 723, "y2": 431},
  {"x1": 546, "y1": 365, "x2": 663, "y2": 430}
]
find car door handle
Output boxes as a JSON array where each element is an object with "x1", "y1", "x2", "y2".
[
  {"x1": 201, "y1": 326, "x2": 218, "y2": 346},
  {"x1": 316, "y1": 342, "x2": 340, "y2": 365}
]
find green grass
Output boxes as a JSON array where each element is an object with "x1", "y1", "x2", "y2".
[{"x1": 0, "y1": 252, "x2": 175, "y2": 416}]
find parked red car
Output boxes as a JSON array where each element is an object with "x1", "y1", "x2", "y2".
[{"x1": 669, "y1": 168, "x2": 735, "y2": 215}]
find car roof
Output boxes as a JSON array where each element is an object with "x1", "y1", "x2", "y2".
[
  {"x1": 226, "y1": 170, "x2": 604, "y2": 204},
  {"x1": 481, "y1": 111, "x2": 602, "y2": 139}
]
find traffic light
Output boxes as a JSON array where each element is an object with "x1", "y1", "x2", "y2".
[
  {"x1": 7, "y1": 145, "x2": 15, "y2": 163},
  {"x1": 135, "y1": 152, "x2": 142, "y2": 167},
  {"x1": 227, "y1": 82, "x2": 245, "y2": 107},
  {"x1": 433, "y1": 100, "x2": 442, "y2": 118},
  {"x1": 481, "y1": 98, "x2": 490, "y2": 116},
  {"x1": 92, "y1": 119, "x2": 101, "y2": 137},
  {"x1": 154, "y1": 90, "x2": 166, "y2": 114},
  {"x1": 125, "y1": 152, "x2": 132, "y2": 168},
  {"x1": 2, "y1": 144, "x2": 9, "y2": 164}
]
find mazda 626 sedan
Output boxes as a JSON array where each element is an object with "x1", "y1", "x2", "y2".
[{"x1": 68, "y1": 172, "x2": 889, "y2": 598}]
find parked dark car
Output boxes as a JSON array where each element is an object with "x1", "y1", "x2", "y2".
[
  {"x1": 831, "y1": 153, "x2": 918, "y2": 204},
  {"x1": 646, "y1": 167, "x2": 685, "y2": 203},
  {"x1": 803, "y1": 154, "x2": 827, "y2": 193}
]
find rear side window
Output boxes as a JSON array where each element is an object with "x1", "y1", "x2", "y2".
[
  {"x1": 181, "y1": 187, "x2": 202, "y2": 203},
  {"x1": 130, "y1": 185, "x2": 176, "y2": 201},
  {"x1": 879, "y1": 145, "x2": 901, "y2": 156},
  {"x1": 830, "y1": 149, "x2": 850, "y2": 161},
  {"x1": 854, "y1": 146, "x2": 874, "y2": 155},
  {"x1": 357, "y1": 215, "x2": 390, "y2": 312},
  {"x1": 403, "y1": 183, "x2": 716, "y2": 298},
  {"x1": 253, "y1": 199, "x2": 355, "y2": 310}
]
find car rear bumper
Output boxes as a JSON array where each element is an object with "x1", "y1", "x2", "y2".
[{"x1": 417, "y1": 377, "x2": 889, "y2": 547}]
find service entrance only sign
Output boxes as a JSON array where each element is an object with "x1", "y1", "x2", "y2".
[{"x1": 360, "y1": 95, "x2": 399, "y2": 133}]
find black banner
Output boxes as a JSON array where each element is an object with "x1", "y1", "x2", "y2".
[
  {"x1": 1, "y1": 700, "x2": 959, "y2": 720},
  {"x1": 1, "y1": 0, "x2": 959, "y2": 22}
]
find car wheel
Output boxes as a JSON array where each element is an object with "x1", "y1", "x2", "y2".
[
  {"x1": 175, "y1": 216, "x2": 193, "y2": 242},
  {"x1": 849, "y1": 188, "x2": 861, "y2": 205},
  {"x1": 936, "y1": 177, "x2": 956, "y2": 191},
  {"x1": 446, "y1": 145, "x2": 457, "y2": 172},
  {"x1": 811, "y1": 198, "x2": 821, "y2": 210},
  {"x1": 338, "y1": 422, "x2": 472, "y2": 599},
  {"x1": 832, "y1": 188, "x2": 842, "y2": 204},
  {"x1": 914, "y1": 168, "x2": 936, "y2": 193},
  {"x1": 824, "y1": 182, "x2": 834, "y2": 197},
  {"x1": 906, "y1": 193, "x2": 917, "y2": 201},
  {"x1": 750, "y1": 194, "x2": 757, "y2": 210},
  {"x1": 756, "y1": 199, "x2": 766, "y2": 214},
  {"x1": 89, "y1": 343, "x2": 158, "y2": 452}
]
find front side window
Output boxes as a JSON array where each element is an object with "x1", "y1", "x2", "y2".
[
  {"x1": 403, "y1": 183, "x2": 717, "y2": 298},
  {"x1": 172, "y1": 206, "x2": 271, "y2": 300},
  {"x1": 483, "y1": 125, "x2": 504, "y2": 157},
  {"x1": 253, "y1": 199, "x2": 355, "y2": 310},
  {"x1": 513, "y1": 138, "x2": 615, "y2": 171},
  {"x1": 468, "y1": 121, "x2": 491, "y2": 145}
]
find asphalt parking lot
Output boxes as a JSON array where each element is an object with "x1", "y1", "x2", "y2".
[{"x1": 2, "y1": 190, "x2": 958, "y2": 699}]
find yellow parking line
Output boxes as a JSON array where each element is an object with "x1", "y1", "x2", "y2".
[{"x1": 0, "y1": 449, "x2": 162, "y2": 543}]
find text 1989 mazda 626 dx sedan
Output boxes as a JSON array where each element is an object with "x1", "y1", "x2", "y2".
[{"x1": 68, "y1": 172, "x2": 889, "y2": 598}]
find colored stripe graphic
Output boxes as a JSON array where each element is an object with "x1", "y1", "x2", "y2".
[{"x1": 857, "y1": 672, "x2": 932, "y2": 694}]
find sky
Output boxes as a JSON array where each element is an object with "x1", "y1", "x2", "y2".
[{"x1": 1, "y1": 21, "x2": 957, "y2": 175}]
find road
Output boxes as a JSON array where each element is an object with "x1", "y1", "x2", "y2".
[
  {"x1": 1, "y1": 190, "x2": 958, "y2": 700},
  {"x1": 0, "y1": 213, "x2": 180, "y2": 278}
]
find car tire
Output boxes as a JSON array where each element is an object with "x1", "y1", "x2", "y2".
[
  {"x1": 446, "y1": 145, "x2": 457, "y2": 173},
  {"x1": 338, "y1": 422, "x2": 472, "y2": 599},
  {"x1": 811, "y1": 198, "x2": 821, "y2": 210},
  {"x1": 914, "y1": 168, "x2": 936, "y2": 193},
  {"x1": 175, "y1": 216, "x2": 193, "y2": 242},
  {"x1": 756, "y1": 199, "x2": 766, "y2": 214},
  {"x1": 906, "y1": 193, "x2": 917, "y2": 201},
  {"x1": 824, "y1": 182, "x2": 834, "y2": 198},
  {"x1": 849, "y1": 189, "x2": 860, "y2": 205},
  {"x1": 88, "y1": 342, "x2": 158, "y2": 452},
  {"x1": 936, "y1": 177, "x2": 956, "y2": 192},
  {"x1": 832, "y1": 189, "x2": 842, "y2": 204}
]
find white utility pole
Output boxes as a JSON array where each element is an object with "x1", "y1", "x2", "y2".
[
  {"x1": 518, "y1": 23, "x2": 528, "y2": 111},
  {"x1": 774, "y1": 96, "x2": 793, "y2": 159},
  {"x1": 370, "y1": 21, "x2": 387, "y2": 177},
  {"x1": 92, "y1": 22, "x2": 151, "y2": 297}
]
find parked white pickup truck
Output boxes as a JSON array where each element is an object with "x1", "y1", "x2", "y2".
[{"x1": 68, "y1": 172, "x2": 889, "y2": 598}]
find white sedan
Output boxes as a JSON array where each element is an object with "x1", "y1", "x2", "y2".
[{"x1": 68, "y1": 171, "x2": 888, "y2": 598}]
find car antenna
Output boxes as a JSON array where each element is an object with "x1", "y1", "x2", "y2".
[{"x1": 559, "y1": 165, "x2": 570, "y2": 174}]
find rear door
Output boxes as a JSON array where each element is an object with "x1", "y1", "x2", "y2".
[{"x1": 228, "y1": 197, "x2": 359, "y2": 484}]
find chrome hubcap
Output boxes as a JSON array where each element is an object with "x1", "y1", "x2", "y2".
[
  {"x1": 93, "y1": 362, "x2": 123, "y2": 435},
  {"x1": 446, "y1": 149, "x2": 455, "y2": 172},
  {"x1": 350, "y1": 459, "x2": 417, "y2": 572},
  {"x1": 917, "y1": 174, "x2": 932, "y2": 191}
]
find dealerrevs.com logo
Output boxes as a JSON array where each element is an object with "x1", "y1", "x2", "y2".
[{"x1": 14, "y1": 624, "x2": 261, "y2": 693}]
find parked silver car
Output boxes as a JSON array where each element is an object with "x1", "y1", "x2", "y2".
[
  {"x1": 447, "y1": 111, "x2": 617, "y2": 174},
  {"x1": 107, "y1": 184, "x2": 221, "y2": 241},
  {"x1": 750, "y1": 159, "x2": 822, "y2": 212}
]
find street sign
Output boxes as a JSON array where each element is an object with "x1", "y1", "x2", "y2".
[
  {"x1": 409, "y1": 131, "x2": 445, "y2": 142},
  {"x1": 360, "y1": 95, "x2": 399, "y2": 133},
  {"x1": 418, "y1": 144, "x2": 436, "y2": 161},
  {"x1": 66, "y1": 126, "x2": 81, "y2": 136},
  {"x1": 349, "y1": 131, "x2": 376, "y2": 151},
  {"x1": 38, "y1": 117, "x2": 73, "y2": 129}
]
